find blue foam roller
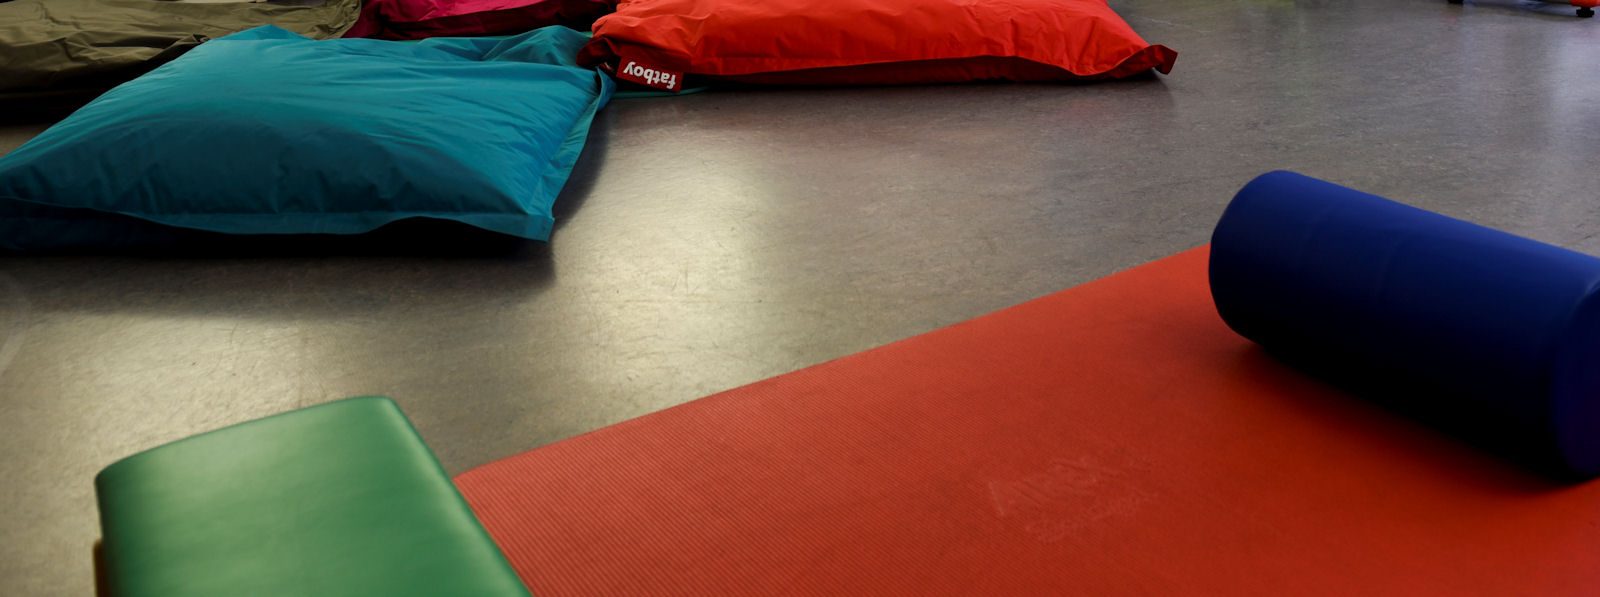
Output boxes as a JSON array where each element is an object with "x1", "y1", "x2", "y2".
[{"x1": 1209, "y1": 171, "x2": 1600, "y2": 479}]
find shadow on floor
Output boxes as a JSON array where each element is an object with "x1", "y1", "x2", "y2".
[
  {"x1": 0, "y1": 218, "x2": 548, "y2": 259},
  {"x1": 1447, "y1": 0, "x2": 1595, "y2": 19},
  {"x1": 1234, "y1": 345, "x2": 1586, "y2": 491}
]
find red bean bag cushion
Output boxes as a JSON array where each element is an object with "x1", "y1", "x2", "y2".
[
  {"x1": 576, "y1": 0, "x2": 1177, "y2": 91},
  {"x1": 346, "y1": 0, "x2": 613, "y2": 40}
]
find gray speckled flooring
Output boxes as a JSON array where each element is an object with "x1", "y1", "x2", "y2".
[{"x1": 3, "y1": 1, "x2": 1599, "y2": 595}]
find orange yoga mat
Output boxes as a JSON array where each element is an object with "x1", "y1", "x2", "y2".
[{"x1": 455, "y1": 247, "x2": 1600, "y2": 596}]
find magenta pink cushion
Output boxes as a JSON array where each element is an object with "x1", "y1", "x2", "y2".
[{"x1": 345, "y1": 0, "x2": 612, "y2": 40}]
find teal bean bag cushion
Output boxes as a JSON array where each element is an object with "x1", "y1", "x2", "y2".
[{"x1": 0, "y1": 25, "x2": 613, "y2": 250}]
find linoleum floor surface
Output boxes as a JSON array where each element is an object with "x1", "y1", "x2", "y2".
[{"x1": 2, "y1": 1, "x2": 1598, "y2": 595}]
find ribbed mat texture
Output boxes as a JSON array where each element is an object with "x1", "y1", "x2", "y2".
[{"x1": 457, "y1": 247, "x2": 1600, "y2": 596}]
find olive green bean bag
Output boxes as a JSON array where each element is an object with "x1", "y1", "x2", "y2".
[{"x1": 0, "y1": 0, "x2": 359, "y2": 102}]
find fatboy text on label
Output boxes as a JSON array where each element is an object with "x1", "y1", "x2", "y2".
[{"x1": 619, "y1": 61, "x2": 679, "y2": 91}]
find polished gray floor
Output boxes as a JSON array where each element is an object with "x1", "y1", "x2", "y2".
[{"x1": 3, "y1": 1, "x2": 1598, "y2": 594}]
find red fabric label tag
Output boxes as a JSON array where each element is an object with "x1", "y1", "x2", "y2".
[{"x1": 614, "y1": 56, "x2": 683, "y2": 92}]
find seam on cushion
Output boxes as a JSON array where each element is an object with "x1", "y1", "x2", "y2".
[
  {"x1": 598, "y1": 46, "x2": 1172, "y2": 78},
  {"x1": 527, "y1": 68, "x2": 613, "y2": 236},
  {"x1": 0, "y1": 194, "x2": 540, "y2": 235}
]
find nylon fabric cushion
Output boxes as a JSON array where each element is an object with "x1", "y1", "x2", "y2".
[
  {"x1": 345, "y1": 0, "x2": 614, "y2": 40},
  {"x1": 576, "y1": 0, "x2": 1177, "y2": 88},
  {"x1": 0, "y1": 0, "x2": 360, "y2": 101},
  {"x1": 0, "y1": 25, "x2": 613, "y2": 251}
]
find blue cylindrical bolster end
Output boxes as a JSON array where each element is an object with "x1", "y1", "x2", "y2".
[{"x1": 1210, "y1": 171, "x2": 1600, "y2": 479}]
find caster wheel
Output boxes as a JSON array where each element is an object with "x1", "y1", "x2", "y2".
[{"x1": 1580, "y1": 7, "x2": 1595, "y2": 18}]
